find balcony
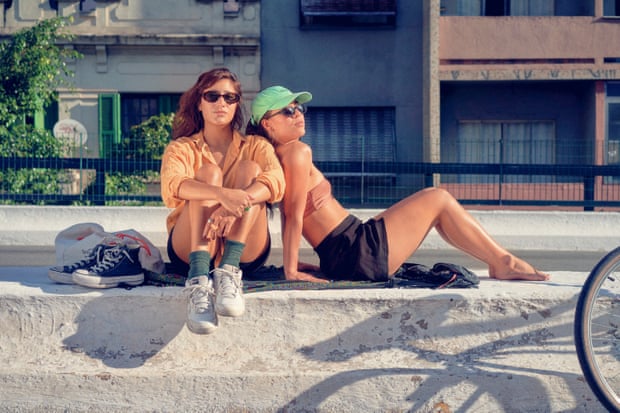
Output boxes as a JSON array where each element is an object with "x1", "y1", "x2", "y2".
[{"x1": 439, "y1": 16, "x2": 620, "y2": 81}]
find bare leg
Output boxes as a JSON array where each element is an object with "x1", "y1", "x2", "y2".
[
  {"x1": 171, "y1": 164, "x2": 222, "y2": 263},
  {"x1": 222, "y1": 160, "x2": 270, "y2": 264},
  {"x1": 376, "y1": 187, "x2": 549, "y2": 281}
]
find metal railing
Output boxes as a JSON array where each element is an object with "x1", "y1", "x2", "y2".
[{"x1": 2, "y1": 157, "x2": 619, "y2": 210}]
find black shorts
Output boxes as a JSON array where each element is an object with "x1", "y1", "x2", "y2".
[
  {"x1": 167, "y1": 227, "x2": 271, "y2": 277},
  {"x1": 314, "y1": 214, "x2": 389, "y2": 281}
]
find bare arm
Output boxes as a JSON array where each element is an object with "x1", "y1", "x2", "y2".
[
  {"x1": 279, "y1": 142, "x2": 327, "y2": 283},
  {"x1": 178, "y1": 179, "x2": 250, "y2": 217}
]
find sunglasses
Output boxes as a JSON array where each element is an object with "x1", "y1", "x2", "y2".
[
  {"x1": 265, "y1": 104, "x2": 307, "y2": 120},
  {"x1": 202, "y1": 91, "x2": 240, "y2": 104}
]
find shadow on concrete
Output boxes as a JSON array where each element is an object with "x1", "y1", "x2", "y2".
[
  {"x1": 0, "y1": 266, "x2": 98, "y2": 295},
  {"x1": 281, "y1": 296, "x2": 604, "y2": 412},
  {"x1": 61, "y1": 292, "x2": 185, "y2": 369},
  {"x1": 0, "y1": 267, "x2": 186, "y2": 369}
]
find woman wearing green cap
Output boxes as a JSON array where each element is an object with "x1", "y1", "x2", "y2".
[
  {"x1": 246, "y1": 86, "x2": 549, "y2": 284},
  {"x1": 160, "y1": 69, "x2": 285, "y2": 334}
]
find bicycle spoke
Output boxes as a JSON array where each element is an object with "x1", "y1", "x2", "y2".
[{"x1": 574, "y1": 248, "x2": 620, "y2": 412}]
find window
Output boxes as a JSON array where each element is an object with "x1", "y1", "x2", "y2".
[
  {"x1": 607, "y1": 104, "x2": 620, "y2": 164},
  {"x1": 49, "y1": 0, "x2": 97, "y2": 12},
  {"x1": 304, "y1": 107, "x2": 395, "y2": 163},
  {"x1": 606, "y1": 84, "x2": 620, "y2": 183},
  {"x1": 94, "y1": 93, "x2": 180, "y2": 158},
  {"x1": 120, "y1": 94, "x2": 180, "y2": 138},
  {"x1": 80, "y1": 0, "x2": 96, "y2": 12},
  {"x1": 300, "y1": 0, "x2": 396, "y2": 29},
  {"x1": 457, "y1": 120, "x2": 555, "y2": 183},
  {"x1": 604, "y1": 0, "x2": 620, "y2": 16},
  {"x1": 303, "y1": 107, "x2": 396, "y2": 204},
  {"x1": 456, "y1": 0, "x2": 553, "y2": 16}
]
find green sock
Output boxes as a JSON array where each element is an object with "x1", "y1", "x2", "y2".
[
  {"x1": 219, "y1": 240, "x2": 245, "y2": 268},
  {"x1": 188, "y1": 250, "x2": 211, "y2": 279}
]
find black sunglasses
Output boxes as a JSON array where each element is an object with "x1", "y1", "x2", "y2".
[
  {"x1": 202, "y1": 91, "x2": 240, "y2": 104},
  {"x1": 265, "y1": 104, "x2": 307, "y2": 120}
]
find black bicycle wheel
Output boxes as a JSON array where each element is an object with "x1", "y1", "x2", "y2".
[{"x1": 574, "y1": 247, "x2": 620, "y2": 412}]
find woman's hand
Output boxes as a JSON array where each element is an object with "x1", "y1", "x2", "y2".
[
  {"x1": 285, "y1": 265, "x2": 329, "y2": 283},
  {"x1": 203, "y1": 206, "x2": 237, "y2": 240},
  {"x1": 218, "y1": 188, "x2": 252, "y2": 217}
]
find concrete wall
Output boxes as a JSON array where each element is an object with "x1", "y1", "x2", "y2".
[{"x1": 1, "y1": 205, "x2": 618, "y2": 253}]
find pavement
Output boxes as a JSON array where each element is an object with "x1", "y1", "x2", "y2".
[{"x1": 0, "y1": 205, "x2": 618, "y2": 412}]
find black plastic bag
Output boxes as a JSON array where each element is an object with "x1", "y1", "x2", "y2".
[{"x1": 390, "y1": 262, "x2": 480, "y2": 289}]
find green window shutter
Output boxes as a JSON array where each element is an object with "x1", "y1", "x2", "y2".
[
  {"x1": 98, "y1": 93, "x2": 121, "y2": 158},
  {"x1": 33, "y1": 111, "x2": 45, "y2": 130},
  {"x1": 33, "y1": 100, "x2": 59, "y2": 131}
]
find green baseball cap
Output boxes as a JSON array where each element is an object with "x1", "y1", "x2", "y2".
[{"x1": 251, "y1": 86, "x2": 312, "y2": 125}]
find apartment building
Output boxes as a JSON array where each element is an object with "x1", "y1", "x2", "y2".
[
  {"x1": 1, "y1": 0, "x2": 618, "y2": 206},
  {"x1": 262, "y1": 0, "x2": 620, "y2": 206},
  {"x1": 0, "y1": 0, "x2": 261, "y2": 158},
  {"x1": 437, "y1": 0, "x2": 620, "y2": 202}
]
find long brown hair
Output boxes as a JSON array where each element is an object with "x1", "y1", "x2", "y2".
[
  {"x1": 172, "y1": 68, "x2": 244, "y2": 139},
  {"x1": 244, "y1": 119, "x2": 268, "y2": 140}
]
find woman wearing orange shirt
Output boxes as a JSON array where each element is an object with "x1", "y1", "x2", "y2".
[
  {"x1": 161, "y1": 69, "x2": 284, "y2": 334},
  {"x1": 246, "y1": 85, "x2": 549, "y2": 284}
]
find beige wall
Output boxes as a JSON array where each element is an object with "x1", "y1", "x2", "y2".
[{"x1": 439, "y1": 16, "x2": 620, "y2": 81}]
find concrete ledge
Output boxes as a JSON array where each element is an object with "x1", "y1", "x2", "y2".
[
  {"x1": 0, "y1": 205, "x2": 618, "y2": 252},
  {"x1": 0, "y1": 266, "x2": 606, "y2": 412}
]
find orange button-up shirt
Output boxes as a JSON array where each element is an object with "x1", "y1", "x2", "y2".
[{"x1": 160, "y1": 130, "x2": 285, "y2": 233}]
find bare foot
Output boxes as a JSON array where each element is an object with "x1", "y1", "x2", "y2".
[{"x1": 489, "y1": 255, "x2": 551, "y2": 281}]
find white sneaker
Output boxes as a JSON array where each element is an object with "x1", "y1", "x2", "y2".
[
  {"x1": 184, "y1": 275, "x2": 218, "y2": 334},
  {"x1": 213, "y1": 265, "x2": 245, "y2": 317}
]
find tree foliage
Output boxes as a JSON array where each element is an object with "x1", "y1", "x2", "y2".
[
  {"x1": 0, "y1": 124, "x2": 61, "y2": 157},
  {"x1": 0, "y1": 17, "x2": 82, "y2": 127},
  {"x1": 123, "y1": 112, "x2": 174, "y2": 160}
]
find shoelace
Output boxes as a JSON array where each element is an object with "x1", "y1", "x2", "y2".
[
  {"x1": 184, "y1": 283, "x2": 214, "y2": 312},
  {"x1": 64, "y1": 237, "x2": 123, "y2": 271},
  {"x1": 89, "y1": 246, "x2": 133, "y2": 272},
  {"x1": 216, "y1": 272, "x2": 241, "y2": 298},
  {"x1": 64, "y1": 244, "x2": 106, "y2": 271}
]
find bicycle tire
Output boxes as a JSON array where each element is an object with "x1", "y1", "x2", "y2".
[{"x1": 574, "y1": 246, "x2": 620, "y2": 413}]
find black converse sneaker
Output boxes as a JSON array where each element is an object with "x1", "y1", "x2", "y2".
[
  {"x1": 48, "y1": 240, "x2": 118, "y2": 284},
  {"x1": 72, "y1": 243, "x2": 144, "y2": 289}
]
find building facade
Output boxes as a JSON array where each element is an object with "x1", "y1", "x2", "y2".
[
  {"x1": 437, "y1": 0, "x2": 620, "y2": 202},
  {"x1": 261, "y1": 0, "x2": 620, "y2": 205},
  {"x1": 0, "y1": 0, "x2": 261, "y2": 158},
  {"x1": 1, "y1": 0, "x2": 619, "y2": 206}
]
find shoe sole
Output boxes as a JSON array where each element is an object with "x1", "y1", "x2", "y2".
[
  {"x1": 187, "y1": 319, "x2": 218, "y2": 334},
  {"x1": 215, "y1": 303, "x2": 245, "y2": 317},
  {"x1": 72, "y1": 273, "x2": 144, "y2": 289},
  {"x1": 47, "y1": 270, "x2": 75, "y2": 284}
]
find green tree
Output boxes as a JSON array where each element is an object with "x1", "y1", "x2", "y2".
[
  {"x1": 123, "y1": 112, "x2": 174, "y2": 160},
  {"x1": 0, "y1": 17, "x2": 82, "y2": 205},
  {"x1": 0, "y1": 16, "x2": 81, "y2": 127}
]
